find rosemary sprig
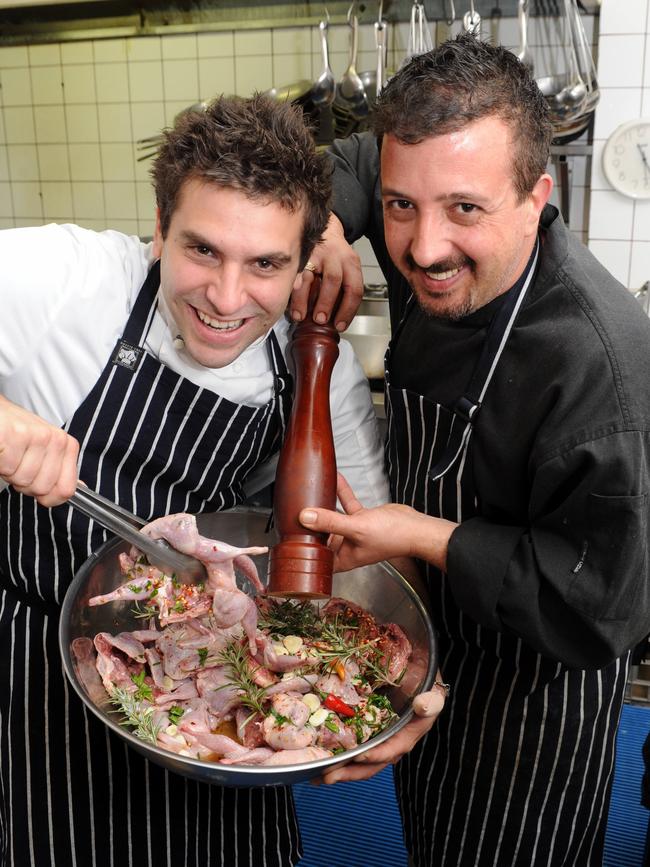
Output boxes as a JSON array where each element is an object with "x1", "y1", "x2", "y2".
[
  {"x1": 131, "y1": 600, "x2": 159, "y2": 620},
  {"x1": 109, "y1": 686, "x2": 160, "y2": 746},
  {"x1": 216, "y1": 640, "x2": 269, "y2": 717},
  {"x1": 256, "y1": 599, "x2": 322, "y2": 639}
]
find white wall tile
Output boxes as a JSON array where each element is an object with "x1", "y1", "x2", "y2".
[
  {"x1": 234, "y1": 56, "x2": 273, "y2": 96},
  {"x1": 98, "y1": 104, "x2": 133, "y2": 142},
  {"x1": 135, "y1": 153, "x2": 155, "y2": 182},
  {"x1": 61, "y1": 41, "x2": 94, "y2": 64},
  {"x1": 642, "y1": 89, "x2": 650, "y2": 117},
  {"x1": 273, "y1": 27, "x2": 311, "y2": 56},
  {"x1": 128, "y1": 61, "x2": 164, "y2": 103},
  {"x1": 273, "y1": 54, "x2": 313, "y2": 89},
  {"x1": 62, "y1": 65, "x2": 96, "y2": 104},
  {"x1": 588, "y1": 239, "x2": 631, "y2": 285},
  {"x1": 95, "y1": 63, "x2": 130, "y2": 103},
  {"x1": 28, "y1": 44, "x2": 60, "y2": 66},
  {"x1": 197, "y1": 32, "x2": 234, "y2": 59},
  {"x1": 593, "y1": 88, "x2": 643, "y2": 140},
  {"x1": 161, "y1": 35, "x2": 198, "y2": 60},
  {"x1": 162, "y1": 59, "x2": 199, "y2": 102},
  {"x1": 234, "y1": 30, "x2": 272, "y2": 57},
  {"x1": 0, "y1": 147, "x2": 8, "y2": 182},
  {"x1": 0, "y1": 46, "x2": 29, "y2": 68},
  {"x1": 1, "y1": 68, "x2": 32, "y2": 106},
  {"x1": 0, "y1": 113, "x2": 5, "y2": 144},
  {"x1": 94, "y1": 39, "x2": 127, "y2": 63},
  {"x1": 34, "y1": 105, "x2": 67, "y2": 143},
  {"x1": 135, "y1": 180, "x2": 155, "y2": 219},
  {"x1": 126, "y1": 37, "x2": 161, "y2": 62},
  {"x1": 7, "y1": 144, "x2": 39, "y2": 180},
  {"x1": 130, "y1": 102, "x2": 165, "y2": 142},
  {"x1": 138, "y1": 217, "x2": 156, "y2": 238},
  {"x1": 104, "y1": 180, "x2": 137, "y2": 219},
  {"x1": 633, "y1": 199, "x2": 650, "y2": 241},
  {"x1": 199, "y1": 57, "x2": 235, "y2": 100},
  {"x1": 630, "y1": 241, "x2": 650, "y2": 287},
  {"x1": 12, "y1": 181, "x2": 43, "y2": 218},
  {"x1": 597, "y1": 35, "x2": 645, "y2": 88},
  {"x1": 164, "y1": 100, "x2": 192, "y2": 126},
  {"x1": 30, "y1": 66, "x2": 63, "y2": 105},
  {"x1": 68, "y1": 143, "x2": 102, "y2": 181},
  {"x1": 645, "y1": 33, "x2": 650, "y2": 89},
  {"x1": 73, "y1": 181, "x2": 104, "y2": 218},
  {"x1": 38, "y1": 143, "x2": 70, "y2": 180},
  {"x1": 0, "y1": 217, "x2": 16, "y2": 228},
  {"x1": 599, "y1": 0, "x2": 648, "y2": 34},
  {"x1": 589, "y1": 189, "x2": 635, "y2": 239},
  {"x1": 41, "y1": 181, "x2": 73, "y2": 218},
  {"x1": 0, "y1": 181, "x2": 13, "y2": 216},
  {"x1": 110, "y1": 218, "x2": 140, "y2": 234},
  {"x1": 100, "y1": 143, "x2": 135, "y2": 181},
  {"x1": 75, "y1": 218, "x2": 108, "y2": 231},
  {"x1": 4, "y1": 107, "x2": 36, "y2": 144},
  {"x1": 65, "y1": 105, "x2": 99, "y2": 143}
]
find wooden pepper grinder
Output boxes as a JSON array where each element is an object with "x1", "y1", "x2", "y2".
[{"x1": 267, "y1": 283, "x2": 340, "y2": 598}]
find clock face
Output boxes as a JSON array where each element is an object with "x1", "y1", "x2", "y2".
[{"x1": 602, "y1": 119, "x2": 650, "y2": 199}]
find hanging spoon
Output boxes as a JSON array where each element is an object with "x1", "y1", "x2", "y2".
[
  {"x1": 338, "y1": 9, "x2": 369, "y2": 118},
  {"x1": 463, "y1": 0, "x2": 481, "y2": 35},
  {"x1": 517, "y1": 0, "x2": 534, "y2": 73},
  {"x1": 312, "y1": 19, "x2": 336, "y2": 107}
]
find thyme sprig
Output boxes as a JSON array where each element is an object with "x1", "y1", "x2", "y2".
[
  {"x1": 216, "y1": 640, "x2": 269, "y2": 717},
  {"x1": 312, "y1": 618, "x2": 396, "y2": 686},
  {"x1": 256, "y1": 599, "x2": 322, "y2": 639},
  {"x1": 109, "y1": 687, "x2": 160, "y2": 746}
]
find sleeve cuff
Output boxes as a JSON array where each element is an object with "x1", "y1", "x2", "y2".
[{"x1": 447, "y1": 518, "x2": 526, "y2": 630}]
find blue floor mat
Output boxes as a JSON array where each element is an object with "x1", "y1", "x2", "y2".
[{"x1": 295, "y1": 704, "x2": 650, "y2": 867}]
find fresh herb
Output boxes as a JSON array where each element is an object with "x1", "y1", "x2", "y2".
[
  {"x1": 130, "y1": 670, "x2": 153, "y2": 702},
  {"x1": 257, "y1": 599, "x2": 322, "y2": 639},
  {"x1": 109, "y1": 687, "x2": 159, "y2": 745},
  {"x1": 197, "y1": 647, "x2": 209, "y2": 667},
  {"x1": 196, "y1": 581, "x2": 205, "y2": 593},
  {"x1": 216, "y1": 640, "x2": 268, "y2": 717},
  {"x1": 132, "y1": 600, "x2": 158, "y2": 620},
  {"x1": 324, "y1": 717, "x2": 339, "y2": 733},
  {"x1": 168, "y1": 705, "x2": 185, "y2": 725},
  {"x1": 128, "y1": 583, "x2": 143, "y2": 593},
  {"x1": 171, "y1": 575, "x2": 181, "y2": 589},
  {"x1": 173, "y1": 600, "x2": 186, "y2": 614}
]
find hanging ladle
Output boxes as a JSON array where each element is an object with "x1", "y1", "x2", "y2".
[{"x1": 516, "y1": 0, "x2": 534, "y2": 73}]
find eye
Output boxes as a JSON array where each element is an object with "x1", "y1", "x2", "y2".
[
  {"x1": 458, "y1": 203, "x2": 477, "y2": 214},
  {"x1": 192, "y1": 244, "x2": 213, "y2": 257},
  {"x1": 388, "y1": 199, "x2": 413, "y2": 211}
]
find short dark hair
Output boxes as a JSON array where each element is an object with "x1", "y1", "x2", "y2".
[
  {"x1": 373, "y1": 34, "x2": 553, "y2": 200},
  {"x1": 151, "y1": 94, "x2": 331, "y2": 268}
]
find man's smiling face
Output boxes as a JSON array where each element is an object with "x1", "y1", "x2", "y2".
[
  {"x1": 380, "y1": 116, "x2": 552, "y2": 320},
  {"x1": 153, "y1": 178, "x2": 304, "y2": 368}
]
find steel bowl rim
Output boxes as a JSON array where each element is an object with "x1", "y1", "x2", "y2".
[{"x1": 59, "y1": 506, "x2": 437, "y2": 783}]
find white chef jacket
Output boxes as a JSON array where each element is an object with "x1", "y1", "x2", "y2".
[{"x1": 0, "y1": 223, "x2": 389, "y2": 507}]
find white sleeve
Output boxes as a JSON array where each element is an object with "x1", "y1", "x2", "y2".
[
  {"x1": 329, "y1": 338, "x2": 390, "y2": 508},
  {"x1": 0, "y1": 223, "x2": 150, "y2": 424}
]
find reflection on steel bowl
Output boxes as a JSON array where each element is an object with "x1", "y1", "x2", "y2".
[{"x1": 59, "y1": 508, "x2": 436, "y2": 787}]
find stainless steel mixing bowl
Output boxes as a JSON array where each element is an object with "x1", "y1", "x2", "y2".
[{"x1": 59, "y1": 507, "x2": 437, "y2": 787}]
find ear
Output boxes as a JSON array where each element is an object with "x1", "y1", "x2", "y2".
[
  {"x1": 524, "y1": 173, "x2": 554, "y2": 234},
  {"x1": 152, "y1": 207, "x2": 163, "y2": 259}
]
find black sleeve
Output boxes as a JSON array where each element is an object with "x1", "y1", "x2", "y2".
[
  {"x1": 448, "y1": 429, "x2": 650, "y2": 669},
  {"x1": 327, "y1": 132, "x2": 380, "y2": 241}
]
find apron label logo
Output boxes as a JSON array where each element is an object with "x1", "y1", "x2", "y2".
[{"x1": 111, "y1": 340, "x2": 143, "y2": 372}]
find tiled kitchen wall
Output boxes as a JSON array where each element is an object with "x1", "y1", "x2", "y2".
[
  {"x1": 0, "y1": 6, "x2": 644, "y2": 290},
  {"x1": 587, "y1": 0, "x2": 650, "y2": 292}
]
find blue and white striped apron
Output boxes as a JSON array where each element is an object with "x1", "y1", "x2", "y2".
[
  {"x1": 387, "y1": 247, "x2": 629, "y2": 867},
  {"x1": 0, "y1": 262, "x2": 301, "y2": 867}
]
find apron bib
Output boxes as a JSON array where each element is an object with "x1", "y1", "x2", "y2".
[
  {"x1": 385, "y1": 245, "x2": 629, "y2": 867},
  {"x1": 0, "y1": 262, "x2": 301, "y2": 867}
]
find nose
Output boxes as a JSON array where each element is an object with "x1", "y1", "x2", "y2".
[
  {"x1": 409, "y1": 211, "x2": 456, "y2": 269},
  {"x1": 205, "y1": 263, "x2": 246, "y2": 316}
]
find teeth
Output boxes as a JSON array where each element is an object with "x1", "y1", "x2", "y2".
[
  {"x1": 197, "y1": 309, "x2": 243, "y2": 331},
  {"x1": 426, "y1": 266, "x2": 462, "y2": 281}
]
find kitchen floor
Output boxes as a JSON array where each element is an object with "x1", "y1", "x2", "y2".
[{"x1": 294, "y1": 702, "x2": 650, "y2": 867}]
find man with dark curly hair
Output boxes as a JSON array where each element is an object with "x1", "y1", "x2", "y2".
[
  {"x1": 296, "y1": 35, "x2": 650, "y2": 866},
  {"x1": 0, "y1": 94, "x2": 397, "y2": 866}
]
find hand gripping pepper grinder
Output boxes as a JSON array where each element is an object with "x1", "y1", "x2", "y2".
[{"x1": 267, "y1": 283, "x2": 340, "y2": 598}]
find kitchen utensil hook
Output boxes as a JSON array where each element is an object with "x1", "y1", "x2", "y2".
[{"x1": 445, "y1": 0, "x2": 456, "y2": 25}]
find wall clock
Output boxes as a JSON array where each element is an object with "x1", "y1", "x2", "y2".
[{"x1": 602, "y1": 118, "x2": 650, "y2": 199}]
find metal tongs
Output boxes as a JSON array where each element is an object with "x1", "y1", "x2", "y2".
[{"x1": 69, "y1": 484, "x2": 207, "y2": 583}]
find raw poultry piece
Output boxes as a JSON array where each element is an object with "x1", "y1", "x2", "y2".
[{"x1": 84, "y1": 516, "x2": 412, "y2": 768}]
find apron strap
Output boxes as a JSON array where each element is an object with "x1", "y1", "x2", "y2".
[{"x1": 429, "y1": 238, "x2": 540, "y2": 482}]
